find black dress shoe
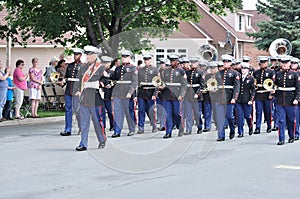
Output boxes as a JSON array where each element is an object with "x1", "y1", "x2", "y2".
[
  {"x1": 152, "y1": 128, "x2": 158, "y2": 133},
  {"x1": 178, "y1": 129, "x2": 184, "y2": 137},
  {"x1": 254, "y1": 129, "x2": 260, "y2": 134},
  {"x1": 224, "y1": 125, "x2": 228, "y2": 129},
  {"x1": 229, "y1": 131, "x2": 235, "y2": 139},
  {"x1": 217, "y1": 137, "x2": 225, "y2": 142},
  {"x1": 75, "y1": 146, "x2": 87, "y2": 151},
  {"x1": 137, "y1": 130, "x2": 144, "y2": 134},
  {"x1": 163, "y1": 134, "x2": 172, "y2": 139},
  {"x1": 277, "y1": 140, "x2": 285, "y2": 145},
  {"x1": 294, "y1": 137, "x2": 299, "y2": 141},
  {"x1": 288, "y1": 138, "x2": 294, "y2": 143},
  {"x1": 111, "y1": 133, "x2": 120, "y2": 138},
  {"x1": 98, "y1": 142, "x2": 106, "y2": 149},
  {"x1": 109, "y1": 127, "x2": 114, "y2": 131},
  {"x1": 248, "y1": 128, "x2": 253, "y2": 136},
  {"x1": 237, "y1": 134, "x2": 243, "y2": 138},
  {"x1": 60, "y1": 131, "x2": 71, "y2": 136},
  {"x1": 266, "y1": 127, "x2": 272, "y2": 133},
  {"x1": 272, "y1": 127, "x2": 278, "y2": 131},
  {"x1": 184, "y1": 131, "x2": 192, "y2": 135},
  {"x1": 203, "y1": 128, "x2": 210, "y2": 132},
  {"x1": 158, "y1": 127, "x2": 166, "y2": 131},
  {"x1": 197, "y1": 128, "x2": 203, "y2": 134},
  {"x1": 127, "y1": 131, "x2": 134, "y2": 136}
]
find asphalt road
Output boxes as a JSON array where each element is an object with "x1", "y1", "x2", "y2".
[{"x1": 1, "y1": 120, "x2": 300, "y2": 199}]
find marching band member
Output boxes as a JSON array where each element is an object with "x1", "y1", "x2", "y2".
[
  {"x1": 137, "y1": 54, "x2": 159, "y2": 134},
  {"x1": 99, "y1": 56, "x2": 114, "y2": 132},
  {"x1": 210, "y1": 55, "x2": 240, "y2": 141},
  {"x1": 274, "y1": 56, "x2": 300, "y2": 145},
  {"x1": 111, "y1": 50, "x2": 138, "y2": 138},
  {"x1": 253, "y1": 56, "x2": 275, "y2": 134},
  {"x1": 160, "y1": 54, "x2": 187, "y2": 138},
  {"x1": 73, "y1": 46, "x2": 107, "y2": 151},
  {"x1": 289, "y1": 57, "x2": 300, "y2": 141},
  {"x1": 183, "y1": 57, "x2": 204, "y2": 135},
  {"x1": 236, "y1": 63, "x2": 255, "y2": 137},
  {"x1": 202, "y1": 61, "x2": 213, "y2": 132},
  {"x1": 156, "y1": 58, "x2": 168, "y2": 131},
  {"x1": 60, "y1": 48, "x2": 83, "y2": 136}
]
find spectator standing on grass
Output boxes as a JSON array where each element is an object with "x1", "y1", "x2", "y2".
[
  {"x1": 3, "y1": 68, "x2": 15, "y2": 120},
  {"x1": 13, "y1": 60, "x2": 28, "y2": 119},
  {"x1": 28, "y1": 57, "x2": 43, "y2": 118}
]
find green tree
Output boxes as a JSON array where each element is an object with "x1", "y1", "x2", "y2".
[
  {"x1": 247, "y1": 0, "x2": 300, "y2": 57},
  {"x1": 1, "y1": 0, "x2": 242, "y2": 57}
]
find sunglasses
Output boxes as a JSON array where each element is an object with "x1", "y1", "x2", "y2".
[
  {"x1": 291, "y1": 62, "x2": 298, "y2": 64},
  {"x1": 241, "y1": 67, "x2": 249, "y2": 69},
  {"x1": 122, "y1": 55, "x2": 130, "y2": 58},
  {"x1": 222, "y1": 60, "x2": 231, "y2": 63}
]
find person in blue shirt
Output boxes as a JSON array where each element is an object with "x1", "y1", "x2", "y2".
[{"x1": 3, "y1": 68, "x2": 15, "y2": 120}]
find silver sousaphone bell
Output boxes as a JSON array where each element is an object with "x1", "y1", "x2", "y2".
[{"x1": 269, "y1": 38, "x2": 292, "y2": 58}]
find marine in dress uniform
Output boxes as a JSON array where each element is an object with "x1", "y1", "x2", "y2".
[
  {"x1": 183, "y1": 57, "x2": 204, "y2": 135},
  {"x1": 99, "y1": 56, "x2": 114, "y2": 132},
  {"x1": 156, "y1": 58, "x2": 168, "y2": 131},
  {"x1": 274, "y1": 56, "x2": 300, "y2": 145},
  {"x1": 137, "y1": 54, "x2": 159, "y2": 134},
  {"x1": 202, "y1": 61, "x2": 214, "y2": 132},
  {"x1": 290, "y1": 57, "x2": 300, "y2": 140},
  {"x1": 111, "y1": 50, "x2": 138, "y2": 137},
  {"x1": 253, "y1": 56, "x2": 275, "y2": 134},
  {"x1": 160, "y1": 54, "x2": 187, "y2": 138},
  {"x1": 73, "y1": 46, "x2": 107, "y2": 151},
  {"x1": 210, "y1": 54, "x2": 240, "y2": 141},
  {"x1": 60, "y1": 48, "x2": 83, "y2": 136},
  {"x1": 236, "y1": 63, "x2": 255, "y2": 137}
]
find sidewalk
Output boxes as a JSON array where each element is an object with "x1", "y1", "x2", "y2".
[{"x1": 0, "y1": 116, "x2": 64, "y2": 127}]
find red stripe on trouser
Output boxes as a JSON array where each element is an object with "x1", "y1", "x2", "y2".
[
  {"x1": 98, "y1": 106, "x2": 107, "y2": 141},
  {"x1": 180, "y1": 100, "x2": 184, "y2": 129}
]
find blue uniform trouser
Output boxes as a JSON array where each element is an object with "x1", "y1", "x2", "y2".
[
  {"x1": 297, "y1": 106, "x2": 300, "y2": 139},
  {"x1": 78, "y1": 105, "x2": 106, "y2": 148},
  {"x1": 156, "y1": 97, "x2": 166, "y2": 128},
  {"x1": 138, "y1": 98, "x2": 156, "y2": 131},
  {"x1": 162, "y1": 100, "x2": 183, "y2": 135},
  {"x1": 113, "y1": 98, "x2": 136, "y2": 135},
  {"x1": 102, "y1": 100, "x2": 114, "y2": 129},
  {"x1": 236, "y1": 103, "x2": 253, "y2": 135},
  {"x1": 213, "y1": 103, "x2": 235, "y2": 139},
  {"x1": 184, "y1": 100, "x2": 203, "y2": 132},
  {"x1": 129, "y1": 98, "x2": 137, "y2": 125},
  {"x1": 255, "y1": 99, "x2": 272, "y2": 130},
  {"x1": 277, "y1": 105, "x2": 297, "y2": 141},
  {"x1": 64, "y1": 95, "x2": 80, "y2": 133},
  {"x1": 272, "y1": 98, "x2": 279, "y2": 128},
  {"x1": 203, "y1": 102, "x2": 212, "y2": 130}
]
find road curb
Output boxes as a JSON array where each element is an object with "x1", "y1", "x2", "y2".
[{"x1": 0, "y1": 116, "x2": 65, "y2": 127}]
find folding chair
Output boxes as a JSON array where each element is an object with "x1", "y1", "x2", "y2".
[
  {"x1": 54, "y1": 86, "x2": 65, "y2": 110},
  {"x1": 42, "y1": 85, "x2": 59, "y2": 111},
  {"x1": 21, "y1": 89, "x2": 31, "y2": 118}
]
